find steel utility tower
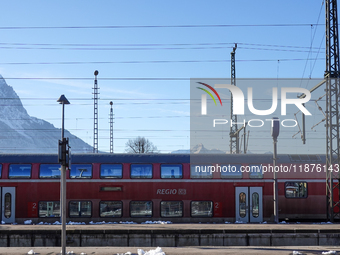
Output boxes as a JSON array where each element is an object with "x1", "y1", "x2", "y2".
[
  {"x1": 230, "y1": 43, "x2": 239, "y2": 154},
  {"x1": 325, "y1": 0, "x2": 340, "y2": 221},
  {"x1": 93, "y1": 70, "x2": 99, "y2": 153},
  {"x1": 109, "y1": 101, "x2": 114, "y2": 153}
]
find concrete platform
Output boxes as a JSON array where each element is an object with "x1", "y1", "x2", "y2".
[
  {"x1": 0, "y1": 246, "x2": 339, "y2": 255},
  {"x1": 1, "y1": 223, "x2": 339, "y2": 231},
  {"x1": 0, "y1": 224, "x2": 339, "y2": 248}
]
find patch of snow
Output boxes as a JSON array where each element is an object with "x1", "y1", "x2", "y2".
[
  {"x1": 293, "y1": 251, "x2": 302, "y2": 255},
  {"x1": 24, "y1": 220, "x2": 32, "y2": 225},
  {"x1": 37, "y1": 222, "x2": 51, "y2": 225},
  {"x1": 261, "y1": 221, "x2": 267, "y2": 224},
  {"x1": 224, "y1": 221, "x2": 231, "y2": 224},
  {"x1": 138, "y1": 249, "x2": 145, "y2": 255},
  {"x1": 27, "y1": 250, "x2": 36, "y2": 255},
  {"x1": 53, "y1": 221, "x2": 61, "y2": 225},
  {"x1": 322, "y1": 251, "x2": 337, "y2": 255},
  {"x1": 89, "y1": 221, "x2": 106, "y2": 225},
  {"x1": 279, "y1": 221, "x2": 287, "y2": 224},
  {"x1": 1, "y1": 221, "x2": 4, "y2": 224},
  {"x1": 125, "y1": 252, "x2": 132, "y2": 255},
  {"x1": 142, "y1": 221, "x2": 172, "y2": 224},
  {"x1": 234, "y1": 221, "x2": 245, "y2": 224},
  {"x1": 119, "y1": 221, "x2": 137, "y2": 224},
  {"x1": 138, "y1": 247, "x2": 165, "y2": 255},
  {"x1": 67, "y1": 221, "x2": 86, "y2": 225}
]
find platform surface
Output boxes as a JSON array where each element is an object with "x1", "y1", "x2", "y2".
[
  {"x1": 1, "y1": 223, "x2": 339, "y2": 231},
  {"x1": 0, "y1": 246, "x2": 339, "y2": 255}
]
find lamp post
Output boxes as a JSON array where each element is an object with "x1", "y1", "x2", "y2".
[
  {"x1": 271, "y1": 117, "x2": 280, "y2": 224},
  {"x1": 57, "y1": 95, "x2": 70, "y2": 255}
]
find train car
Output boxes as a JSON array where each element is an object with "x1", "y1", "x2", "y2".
[{"x1": 0, "y1": 153, "x2": 332, "y2": 224}]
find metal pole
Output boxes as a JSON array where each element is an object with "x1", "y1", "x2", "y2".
[
  {"x1": 273, "y1": 138, "x2": 279, "y2": 223},
  {"x1": 230, "y1": 43, "x2": 239, "y2": 154},
  {"x1": 61, "y1": 164, "x2": 66, "y2": 255},
  {"x1": 244, "y1": 124, "x2": 247, "y2": 154},
  {"x1": 61, "y1": 102, "x2": 66, "y2": 255},
  {"x1": 61, "y1": 103, "x2": 65, "y2": 139},
  {"x1": 302, "y1": 103, "x2": 306, "y2": 144},
  {"x1": 57, "y1": 94, "x2": 69, "y2": 255},
  {"x1": 93, "y1": 70, "x2": 99, "y2": 153},
  {"x1": 110, "y1": 101, "x2": 114, "y2": 154}
]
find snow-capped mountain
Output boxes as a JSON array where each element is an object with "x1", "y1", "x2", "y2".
[
  {"x1": 0, "y1": 75, "x2": 92, "y2": 153},
  {"x1": 171, "y1": 144, "x2": 226, "y2": 154}
]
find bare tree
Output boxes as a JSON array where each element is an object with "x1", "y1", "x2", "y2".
[{"x1": 125, "y1": 136, "x2": 159, "y2": 153}]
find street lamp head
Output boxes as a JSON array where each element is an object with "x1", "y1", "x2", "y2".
[
  {"x1": 57, "y1": 95, "x2": 70, "y2": 105},
  {"x1": 94, "y1": 70, "x2": 99, "y2": 76},
  {"x1": 271, "y1": 117, "x2": 280, "y2": 140}
]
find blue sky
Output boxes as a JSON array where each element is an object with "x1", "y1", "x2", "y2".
[{"x1": 0, "y1": 0, "x2": 329, "y2": 153}]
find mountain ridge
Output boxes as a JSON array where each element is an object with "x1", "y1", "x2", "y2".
[{"x1": 0, "y1": 75, "x2": 93, "y2": 153}]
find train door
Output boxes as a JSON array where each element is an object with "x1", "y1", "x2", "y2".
[
  {"x1": 235, "y1": 187, "x2": 262, "y2": 223},
  {"x1": 1, "y1": 187, "x2": 16, "y2": 223}
]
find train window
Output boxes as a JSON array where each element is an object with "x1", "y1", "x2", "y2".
[
  {"x1": 161, "y1": 201, "x2": 183, "y2": 217},
  {"x1": 70, "y1": 164, "x2": 92, "y2": 179},
  {"x1": 239, "y1": 192, "x2": 246, "y2": 218},
  {"x1": 8, "y1": 164, "x2": 31, "y2": 179},
  {"x1": 191, "y1": 201, "x2": 213, "y2": 217},
  {"x1": 285, "y1": 182, "x2": 308, "y2": 198},
  {"x1": 39, "y1": 164, "x2": 61, "y2": 179},
  {"x1": 130, "y1": 164, "x2": 152, "y2": 179},
  {"x1": 69, "y1": 201, "x2": 92, "y2": 217},
  {"x1": 190, "y1": 165, "x2": 213, "y2": 179},
  {"x1": 4, "y1": 193, "x2": 11, "y2": 218},
  {"x1": 99, "y1": 201, "x2": 122, "y2": 217},
  {"x1": 249, "y1": 164, "x2": 263, "y2": 179},
  {"x1": 100, "y1": 164, "x2": 122, "y2": 179},
  {"x1": 252, "y1": 193, "x2": 259, "y2": 218},
  {"x1": 161, "y1": 164, "x2": 182, "y2": 179},
  {"x1": 220, "y1": 164, "x2": 242, "y2": 178},
  {"x1": 130, "y1": 201, "x2": 152, "y2": 217},
  {"x1": 39, "y1": 201, "x2": 60, "y2": 217}
]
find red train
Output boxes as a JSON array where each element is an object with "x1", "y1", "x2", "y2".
[{"x1": 0, "y1": 153, "x2": 333, "y2": 224}]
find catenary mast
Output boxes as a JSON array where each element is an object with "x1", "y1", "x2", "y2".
[
  {"x1": 230, "y1": 44, "x2": 239, "y2": 154},
  {"x1": 325, "y1": 0, "x2": 340, "y2": 221}
]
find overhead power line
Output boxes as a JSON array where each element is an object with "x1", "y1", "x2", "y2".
[
  {"x1": 2, "y1": 77, "x2": 191, "y2": 81},
  {"x1": 0, "y1": 41, "x2": 325, "y2": 49},
  {"x1": 0, "y1": 58, "x2": 324, "y2": 65},
  {"x1": 0, "y1": 46, "x2": 325, "y2": 52},
  {"x1": 1, "y1": 77, "x2": 327, "y2": 81},
  {"x1": 0, "y1": 24, "x2": 325, "y2": 30}
]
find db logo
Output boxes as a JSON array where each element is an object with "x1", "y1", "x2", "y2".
[
  {"x1": 156, "y1": 189, "x2": 187, "y2": 195},
  {"x1": 178, "y1": 189, "x2": 186, "y2": 195}
]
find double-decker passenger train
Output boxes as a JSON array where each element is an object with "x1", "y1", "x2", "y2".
[{"x1": 0, "y1": 153, "x2": 334, "y2": 224}]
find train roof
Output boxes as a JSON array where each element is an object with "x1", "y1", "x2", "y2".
[{"x1": 0, "y1": 153, "x2": 326, "y2": 164}]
